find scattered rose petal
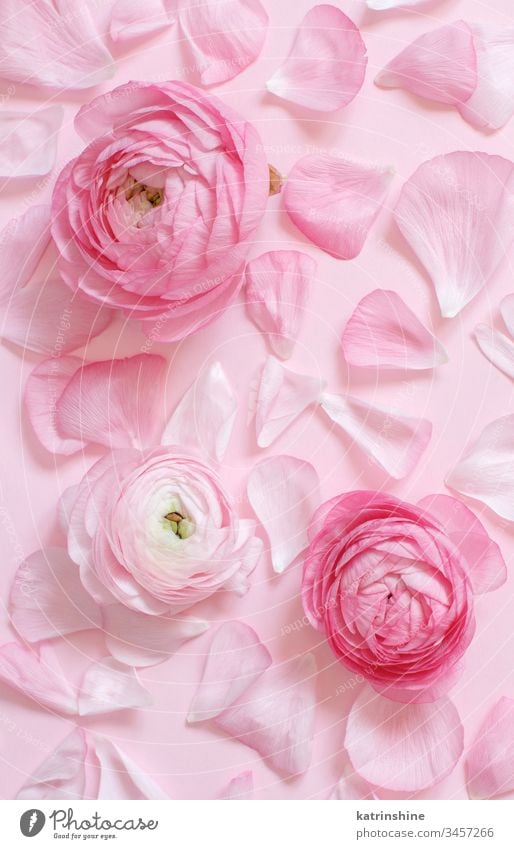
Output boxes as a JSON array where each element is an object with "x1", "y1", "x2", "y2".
[
  {"x1": 178, "y1": 0, "x2": 268, "y2": 86},
  {"x1": 320, "y1": 392, "x2": 431, "y2": 479},
  {"x1": 284, "y1": 155, "x2": 393, "y2": 259},
  {"x1": 457, "y1": 25, "x2": 514, "y2": 131},
  {"x1": 255, "y1": 357, "x2": 323, "y2": 448},
  {"x1": 0, "y1": 107, "x2": 63, "y2": 178},
  {"x1": 248, "y1": 455, "x2": 320, "y2": 573},
  {"x1": 16, "y1": 729, "x2": 88, "y2": 800},
  {"x1": 245, "y1": 251, "x2": 315, "y2": 359},
  {"x1": 162, "y1": 361, "x2": 237, "y2": 462},
  {"x1": 446, "y1": 414, "x2": 514, "y2": 520},
  {"x1": 0, "y1": 205, "x2": 51, "y2": 302},
  {"x1": 219, "y1": 771, "x2": 254, "y2": 799},
  {"x1": 394, "y1": 152, "x2": 514, "y2": 318},
  {"x1": 266, "y1": 5, "x2": 367, "y2": 112},
  {"x1": 10, "y1": 548, "x2": 102, "y2": 643},
  {"x1": 110, "y1": 0, "x2": 171, "y2": 42},
  {"x1": 24, "y1": 356, "x2": 86, "y2": 455},
  {"x1": 187, "y1": 622, "x2": 272, "y2": 723},
  {"x1": 500, "y1": 294, "x2": 514, "y2": 337},
  {"x1": 474, "y1": 324, "x2": 514, "y2": 380},
  {"x1": 466, "y1": 698, "x2": 514, "y2": 799},
  {"x1": 345, "y1": 688, "x2": 464, "y2": 791},
  {"x1": 342, "y1": 289, "x2": 448, "y2": 370},
  {"x1": 90, "y1": 734, "x2": 169, "y2": 799},
  {"x1": 0, "y1": 642, "x2": 77, "y2": 714},
  {"x1": 214, "y1": 654, "x2": 317, "y2": 777},
  {"x1": 329, "y1": 763, "x2": 378, "y2": 800},
  {"x1": 78, "y1": 658, "x2": 153, "y2": 716}
]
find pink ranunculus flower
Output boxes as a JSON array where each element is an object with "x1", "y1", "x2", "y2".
[
  {"x1": 51, "y1": 81, "x2": 270, "y2": 341},
  {"x1": 302, "y1": 491, "x2": 506, "y2": 702}
]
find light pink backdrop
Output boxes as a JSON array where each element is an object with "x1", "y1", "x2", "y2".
[{"x1": 1, "y1": 0, "x2": 513, "y2": 800}]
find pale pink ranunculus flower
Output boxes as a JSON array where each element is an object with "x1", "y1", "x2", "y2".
[
  {"x1": 302, "y1": 491, "x2": 506, "y2": 702},
  {"x1": 51, "y1": 80, "x2": 270, "y2": 341}
]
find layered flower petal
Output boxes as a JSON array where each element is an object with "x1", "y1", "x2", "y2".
[
  {"x1": 103, "y1": 605, "x2": 209, "y2": 667},
  {"x1": 78, "y1": 658, "x2": 153, "y2": 716},
  {"x1": 446, "y1": 414, "x2": 514, "y2": 520},
  {"x1": 466, "y1": 698, "x2": 514, "y2": 799},
  {"x1": 320, "y1": 392, "x2": 431, "y2": 479},
  {"x1": 255, "y1": 357, "x2": 323, "y2": 448},
  {"x1": 0, "y1": 642, "x2": 77, "y2": 714},
  {"x1": 375, "y1": 22, "x2": 477, "y2": 106},
  {"x1": 219, "y1": 771, "x2": 254, "y2": 799},
  {"x1": 457, "y1": 25, "x2": 514, "y2": 132},
  {"x1": 0, "y1": 205, "x2": 51, "y2": 302},
  {"x1": 162, "y1": 362, "x2": 237, "y2": 462},
  {"x1": 187, "y1": 622, "x2": 272, "y2": 723},
  {"x1": 214, "y1": 654, "x2": 317, "y2": 777},
  {"x1": 109, "y1": 0, "x2": 171, "y2": 42},
  {"x1": 474, "y1": 324, "x2": 514, "y2": 380},
  {"x1": 266, "y1": 5, "x2": 367, "y2": 112},
  {"x1": 0, "y1": 107, "x2": 63, "y2": 178},
  {"x1": 345, "y1": 688, "x2": 464, "y2": 791},
  {"x1": 394, "y1": 152, "x2": 514, "y2": 318},
  {"x1": 284, "y1": 155, "x2": 393, "y2": 259},
  {"x1": 178, "y1": 0, "x2": 268, "y2": 86},
  {"x1": 342, "y1": 289, "x2": 448, "y2": 370},
  {"x1": 91, "y1": 735, "x2": 168, "y2": 799},
  {"x1": 245, "y1": 251, "x2": 315, "y2": 359},
  {"x1": 16, "y1": 729, "x2": 88, "y2": 800},
  {"x1": 248, "y1": 455, "x2": 320, "y2": 573}
]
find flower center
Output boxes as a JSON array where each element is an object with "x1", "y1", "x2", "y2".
[
  {"x1": 164, "y1": 510, "x2": 194, "y2": 540},
  {"x1": 125, "y1": 177, "x2": 164, "y2": 210}
]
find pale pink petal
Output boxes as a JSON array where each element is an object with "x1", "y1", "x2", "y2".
[
  {"x1": 375, "y1": 22, "x2": 476, "y2": 106},
  {"x1": 394, "y1": 152, "x2": 514, "y2": 318},
  {"x1": 474, "y1": 324, "x2": 514, "y2": 380},
  {"x1": 345, "y1": 688, "x2": 464, "y2": 791},
  {"x1": 103, "y1": 604, "x2": 209, "y2": 667},
  {"x1": 78, "y1": 657, "x2": 153, "y2": 716},
  {"x1": 329, "y1": 763, "x2": 378, "y2": 800},
  {"x1": 10, "y1": 548, "x2": 102, "y2": 643},
  {"x1": 215, "y1": 654, "x2": 317, "y2": 776},
  {"x1": 0, "y1": 0, "x2": 114, "y2": 90},
  {"x1": 342, "y1": 289, "x2": 448, "y2": 370},
  {"x1": 0, "y1": 107, "x2": 63, "y2": 178},
  {"x1": 2, "y1": 279, "x2": 112, "y2": 355},
  {"x1": 90, "y1": 734, "x2": 168, "y2": 800},
  {"x1": 162, "y1": 361, "x2": 237, "y2": 462},
  {"x1": 219, "y1": 771, "x2": 254, "y2": 799},
  {"x1": 266, "y1": 5, "x2": 367, "y2": 112},
  {"x1": 320, "y1": 392, "x2": 431, "y2": 479},
  {"x1": 110, "y1": 0, "x2": 171, "y2": 42},
  {"x1": 284, "y1": 155, "x2": 393, "y2": 259},
  {"x1": 245, "y1": 251, "x2": 315, "y2": 359},
  {"x1": 446, "y1": 414, "x2": 514, "y2": 520},
  {"x1": 247, "y1": 455, "x2": 320, "y2": 573},
  {"x1": 16, "y1": 729, "x2": 88, "y2": 800},
  {"x1": 0, "y1": 205, "x2": 50, "y2": 302},
  {"x1": 457, "y1": 26, "x2": 514, "y2": 131},
  {"x1": 500, "y1": 294, "x2": 514, "y2": 337},
  {"x1": 24, "y1": 356, "x2": 86, "y2": 455},
  {"x1": 367, "y1": 0, "x2": 445, "y2": 8},
  {"x1": 255, "y1": 357, "x2": 324, "y2": 448},
  {"x1": 0, "y1": 642, "x2": 77, "y2": 714},
  {"x1": 187, "y1": 621, "x2": 272, "y2": 723},
  {"x1": 178, "y1": 0, "x2": 268, "y2": 86},
  {"x1": 466, "y1": 698, "x2": 514, "y2": 799},
  {"x1": 222, "y1": 519, "x2": 263, "y2": 597}
]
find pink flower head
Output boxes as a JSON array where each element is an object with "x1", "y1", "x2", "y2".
[
  {"x1": 51, "y1": 81, "x2": 270, "y2": 341},
  {"x1": 302, "y1": 491, "x2": 505, "y2": 702}
]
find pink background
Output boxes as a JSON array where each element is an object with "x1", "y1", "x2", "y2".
[{"x1": 1, "y1": 0, "x2": 514, "y2": 800}]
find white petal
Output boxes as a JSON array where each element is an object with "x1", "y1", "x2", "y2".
[
  {"x1": 255, "y1": 357, "x2": 323, "y2": 448},
  {"x1": 79, "y1": 658, "x2": 153, "y2": 715},
  {"x1": 0, "y1": 107, "x2": 63, "y2": 178}
]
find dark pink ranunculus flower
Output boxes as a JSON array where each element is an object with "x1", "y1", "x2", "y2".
[
  {"x1": 51, "y1": 80, "x2": 270, "y2": 341},
  {"x1": 302, "y1": 491, "x2": 506, "y2": 702}
]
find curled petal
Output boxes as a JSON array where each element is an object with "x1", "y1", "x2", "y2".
[
  {"x1": 214, "y1": 654, "x2": 317, "y2": 777},
  {"x1": 248, "y1": 455, "x2": 320, "y2": 573},
  {"x1": 342, "y1": 289, "x2": 448, "y2": 370},
  {"x1": 245, "y1": 251, "x2": 315, "y2": 359},
  {"x1": 446, "y1": 414, "x2": 514, "y2": 520},
  {"x1": 0, "y1": 107, "x2": 63, "y2": 178},
  {"x1": 345, "y1": 688, "x2": 464, "y2": 791},
  {"x1": 320, "y1": 392, "x2": 431, "y2": 479},
  {"x1": 466, "y1": 698, "x2": 514, "y2": 799},
  {"x1": 267, "y1": 5, "x2": 367, "y2": 112},
  {"x1": 219, "y1": 771, "x2": 254, "y2": 799},
  {"x1": 162, "y1": 361, "x2": 237, "y2": 462},
  {"x1": 0, "y1": 642, "x2": 77, "y2": 714},
  {"x1": 188, "y1": 622, "x2": 271, "y2": 723},
  {"x1": 394, "y1": 152, "x2": 514, "y2": 318},
  {"x1": 474, "y1": 324, "x2": 514, "y2": 380},
  {"x1": 90, "y1": 734, "x2": 168, "y2": 800},
  {"x1": 178, "y1": 0, "x2": 268, "y2": 86},
  {"x1": 109, "y1": 0, "x2": 171, "y2": 42},
  {"x1": 0, "y1": 205, "x2": 51, "y2": 302},
  {"x1": 375, "y1": 21, "x2": 477, "y2": 106},
  {"x1": 457, "y1": 26, "x2": 514, "y2": 131},
  {"x1": 284, "y1": 155, "x2": 393, "y2": 260},
  {"x1": 255, "y1": 357, "x2": 323, "y2": 448},
  {"x1": 78, "y1": 658, "x2": 153, "y2": 716},
  {"x1": 16, "y1": 729, "x2": 88, "y2": 800}
]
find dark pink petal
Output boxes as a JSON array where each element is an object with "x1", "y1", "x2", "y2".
[
  {"x1": 0, "y1": 107, "x2": 63, "y2": 178},
  {"x1": 345, "y1": 688, "x2": 464, "y2": 791},
  {"x1": 219, "y1": 771, "x2": 254, "y2": 799},
  {"x1": 110, "y1": 0, "x2": 171, "y2": 42},
  {"x1": 0, "y1": 205, "x2": 50, "y2": 302},
  {"x1": 214, "y1": 654, "x2": 317, "y2": 777},
  {"x1": 178, "y1": 0, "x2": 268, "y2": 86},
  {"x1": 247, "y1": 455, "x2": 320, "y2": 573},
  {"x1": 255, "y1": 357, "x2": 323, "y2": 448},
  {"x1": 16, "y1": 729, "x2": 88, "y2": 800},
  {"x1": 0, "y1": 642, "x2": 77, "y2": 714},
  {"x1": 187, "y1": 622, "x2": 272, "y2": 723},
  {"x1": 474, "y1": 324, "x2": 514, "y2": 380},
  {"x1": 78, "y1": 658, "x2": 153, "y2": 716},
  {"x1": 10, "y1": 548, "x2": 102, "y2": 643},
  {"x1": 267, "y1": 5, "x2": 367, "y2": 112},
  {"x1": 342, "y1": 289, "x2": 448, "y2": 370},
  {"x1": 466, "y1": 698, "x2": 514, "y2": 799},
  {"x1": 90, "y1": 734, "x2": 169, "y2": 799},
  {"x1": 457, "y1": 25, "x2": 514, "y2": 131},
  {"x1": 284, "y1": 155, "x2": 393, "y2": 259}
]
